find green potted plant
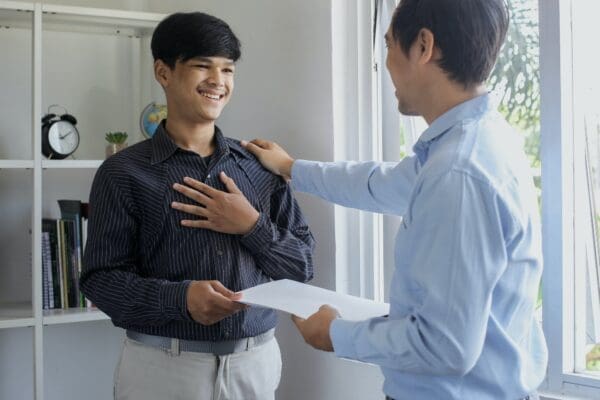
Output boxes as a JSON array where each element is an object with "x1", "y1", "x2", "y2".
[{"x1": 105, "y1": 131, "x2": 128, "y2": 158}]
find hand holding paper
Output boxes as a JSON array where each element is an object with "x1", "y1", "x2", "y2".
[
  {"x1": 238, "y1": 279, "x2": 389, "y2": 320},
  {"x1": 239, "y1": 279, "x2": 389, "y2": 352}
]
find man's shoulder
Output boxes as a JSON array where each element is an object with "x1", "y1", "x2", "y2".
[
  {"x1": 98, "y1": 139, "x2": 153, "y2": 178},
  {"x1": 104, "y1": 139, "x2": 151, "y2": 165},
  {"x1": 224, "y1": 137, "x2": 256, "y2": 159},
  {"x1": 224, "y1": 136, "x2": 286, "y2": 189}
]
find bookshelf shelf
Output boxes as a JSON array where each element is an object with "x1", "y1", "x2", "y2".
[
  {"x1": 43, "y1": 307, "x2": 109, "y2": 325},
  {"x1": 0, "y1": 303, "x2": 34, "y2": 329},
  {"x1": 42, "y1": 159, "x2": 103, "y2": 169},
  {"x1": 0, "y1": 160, "x2": 34, "y2": 169}
]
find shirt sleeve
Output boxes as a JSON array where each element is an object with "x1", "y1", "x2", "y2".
[
  {"x1": 291, "y1": 157, "x2": 419, "y2": 216},
  {"x1": 240, "y1": 179, "x2": 315, "y2": 282},
  {"x1": 80, "y1": 163, "x2": 192, "y2": 328},
  {"x1": 330, "y1": 170, "x2": 511, "y2": 375}
]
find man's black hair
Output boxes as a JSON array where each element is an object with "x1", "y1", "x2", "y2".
[
  {"x1": 391, "y1": 0, "x2": 509, "y2": 88},
  {"x1": 151, "y1": 12, "x2": 241, "y2": 68}
]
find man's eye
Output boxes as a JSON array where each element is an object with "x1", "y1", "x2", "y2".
[
  {"x1": 193, "y1": 65, "x2": 209, "y2": 69},
  {"x1": 223, "y1": 68, "x2": 234, "y2": 74}
]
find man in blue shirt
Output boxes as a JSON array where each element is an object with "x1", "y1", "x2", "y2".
[{"x1": 236, "y1": 0, "x2": 548, "y2": 399}]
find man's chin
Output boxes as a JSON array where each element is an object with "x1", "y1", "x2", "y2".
[{"x1": 397, "y1": 105, "x2": 418, "y2": 117}]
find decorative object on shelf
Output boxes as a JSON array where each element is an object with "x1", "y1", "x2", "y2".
[
  {"x1": 105, "y1": 131, "x2": 128, "y2": 158},
  {"x1": 41, "y1": 104, "x2": 80, "y2": 159},
  {"x1": 140, "y1": 101, "x2": 167, "y2": 138}
]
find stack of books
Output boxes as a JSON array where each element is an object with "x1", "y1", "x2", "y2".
[{"x1": 41, "y1": 200, "x2": 91, "y2": 310}]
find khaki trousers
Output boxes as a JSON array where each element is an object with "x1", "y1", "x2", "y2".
[{"x1": 114, "y1": 336, "x2": 282, "y2": 400}]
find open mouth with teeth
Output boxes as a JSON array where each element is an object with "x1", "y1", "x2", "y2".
[{"x1": 198, "y1": 90, "x2": 226, "y2": 101}]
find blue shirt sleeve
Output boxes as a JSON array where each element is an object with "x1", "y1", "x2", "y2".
[
  {"x1": 291, "y1": 157, "x2": 419, "y2": 216},
  {"x1": 329, "y1": 169, "x2": 510, "y2": 375}
]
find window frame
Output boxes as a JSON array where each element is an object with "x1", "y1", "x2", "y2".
[{"x1": 541, "y1": 0, "x2": 600, "y2": 396}]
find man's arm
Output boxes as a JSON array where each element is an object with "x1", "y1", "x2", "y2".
[
  {"x1": 81, "y1": 164, "x2": 243, "y2": 328},
  {"x1": 239, "y1": 177, "x2": 315, "y2": 282},
  {"x1": 243, "y1": 139, "x2": 418, "y2": 216},
  {"x1": 295, "y1": 170, "x2": 513, "y2": 375},
  {"x1": 172, "y1": 172, "x2": 315, "y2": 282}
]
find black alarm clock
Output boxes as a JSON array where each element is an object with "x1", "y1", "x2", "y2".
[{"x1": 41, "y1": 105, "x2": 80, "y2": 159}]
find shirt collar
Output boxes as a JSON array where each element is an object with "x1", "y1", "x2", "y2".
[
  {"x1": 414, "y1": 93, "x2": 495, "y2": 151},
  {"x1": 151, "y1": 121, "x2": 245, "y2": 164}
]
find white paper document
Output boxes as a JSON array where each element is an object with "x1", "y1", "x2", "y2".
[{"x1": 239, "y1": 279, "x2": 390, "y2": 320}]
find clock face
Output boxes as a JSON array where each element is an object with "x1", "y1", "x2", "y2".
[{"x1": 48, "y1": 121, "x2": 79, "y2": 155}]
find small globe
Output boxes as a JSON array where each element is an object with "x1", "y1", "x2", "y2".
[{"x1": 140, "y1": 102, "x2": 167, "y2": 138}]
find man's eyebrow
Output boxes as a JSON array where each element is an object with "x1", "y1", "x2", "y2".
[{"x1": 190, "y1": 57, "x2": 235, "y2": 66}]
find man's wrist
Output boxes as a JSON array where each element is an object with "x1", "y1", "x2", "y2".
[
  {"x1": 282, "y1": 158, "x2": 295, "y2": 181},
  {"x1": 241, "y1": 210, "x2": 260, "y2": 235}
]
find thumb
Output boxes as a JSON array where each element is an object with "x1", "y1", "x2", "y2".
[
  {"x1": 241, "y1": 140, "x2": 265, "y2": 158},
  {"x1": 291, "y1": 314, "x2": 306, "y2": 328},
  {"x1": 210, "y1": 281, "x2": 236, "y2": 298},
  {"x1": 219, "y1": 172, "x2": 242, "y2": 194},
  {"x1": 250, "y1": 139, "x2": 272, "y2": 149}
]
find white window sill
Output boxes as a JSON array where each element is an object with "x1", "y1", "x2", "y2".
[{"x1": 541, "y1": 391, "x2": 593, "y2": 400}]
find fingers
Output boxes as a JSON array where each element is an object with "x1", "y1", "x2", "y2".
[
  {"x1": 241, "y1": 138, "x2": 272, "y2": 150},
  {"x1": 250, "y1": 139, "x2": 272, "y2": 148},
  {"x1": 219, "y1": 172, "x2": 242, "y2": 194},
  {"x1": 210, "y1": 292, "x2": 246, "y2": 314},
  {"x1": 291, "y1": 314, "x2": 306, "y2": 329},
  {"x1": 171, "y1": 201, "x2": 208, "y2": 217},
  {"x1": 173, "y1": 182, "x2": 214, "y2": 205},
  {"x1": 180, "y1": 219, "x2": 212, "y2": 229},
  {"x1": 182, "y1": 177, "x2": 220, "y2": 197},
  {"x1": 320, "y1": 304, "x2": 337, "y2": 313},
  {"x1": 209, "y1": 281, "x2": 245, "y2": 305},
  {"x1": 210, "y1": 280, "x2": 236, "y2": 297},
  {"x1": 241, "y1": 141, "x2": 264, "y2": 158}
]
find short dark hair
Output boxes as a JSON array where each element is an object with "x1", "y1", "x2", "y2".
[
  {"x1": 151, "y1": 12, "x2": 241, "y2": 68},
  {"x1": 391, "y1": 0, "x2": 509, "y2": 88}
]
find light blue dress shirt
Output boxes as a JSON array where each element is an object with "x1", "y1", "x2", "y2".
[{"x1": 292, "y1": 94, "x2": 548, "y2": 399}]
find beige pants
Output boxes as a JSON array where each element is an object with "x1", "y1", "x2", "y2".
[{"x1": 114, "y1": 336, "x2": 282, "y2": 400}]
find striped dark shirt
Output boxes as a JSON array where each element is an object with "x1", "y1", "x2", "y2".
[{"x1": 81, "y1": 123, "x2": 315, "y2": 341}]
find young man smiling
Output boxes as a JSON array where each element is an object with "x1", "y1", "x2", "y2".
[{"x1": 81, "y1": 12, "x2": 314, "y2": 400}]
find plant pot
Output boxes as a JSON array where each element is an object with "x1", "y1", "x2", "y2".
[{"x1": 105, "y1": 142, "x2": 127, "y2": 158}]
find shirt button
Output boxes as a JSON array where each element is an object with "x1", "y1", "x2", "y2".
[
  {"x1": 207, "y1": 174, "x2": 211, "y2": 179},
  {"x1": 224, "y1": 330, "x2": 230, "y2": 338},
  {"x1": 217, "y1": 250, "x2": 223, "y2": 256}
]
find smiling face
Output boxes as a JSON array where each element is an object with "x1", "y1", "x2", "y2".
[
  {"x1": 384, "y1": 26, "x2": 421, "y2": 116},
  {"x1": 156, "y1": 56, "x2": 235, "y2": 124}
]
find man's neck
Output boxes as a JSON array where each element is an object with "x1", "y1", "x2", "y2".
[
  {"x1": 165, "y1": 118, "x2": 216, "y2": 157},
  {"x1": 420, "y1": 82, "x2": 487, "y2": 125}
]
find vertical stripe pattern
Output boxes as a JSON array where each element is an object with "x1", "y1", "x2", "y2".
[{"x1": 81, "y1": 123, "x2": 315, "y2": 341}]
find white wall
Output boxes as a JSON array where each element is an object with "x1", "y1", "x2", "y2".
[{"x1": 144, "y1": 1, "x2": 385, "y2": 399}]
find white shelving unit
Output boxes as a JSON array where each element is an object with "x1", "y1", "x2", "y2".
[{"x1": 0, "y1": 2, "x2": 165, "y2": 399}]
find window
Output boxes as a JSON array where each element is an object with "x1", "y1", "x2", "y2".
[
  {"x1": 541, "y1": 0, "x2": 600, "y2": 396},
  {"x1": 572, "y1": 0, "x2": 600, "y2": 380}
]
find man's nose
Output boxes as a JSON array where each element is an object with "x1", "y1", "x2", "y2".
[{"x1": 206, "y1": 68, "x2": 225, "y2": 86}]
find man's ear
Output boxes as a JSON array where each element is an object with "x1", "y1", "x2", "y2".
[
  {"x1": 154, "y1": 60, "x2": 171, "y2": 88},
  {"x1": 417, "y1": 28, "x2": 435, "y2": 65}
]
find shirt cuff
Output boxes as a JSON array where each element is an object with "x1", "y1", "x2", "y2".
[
  {"x1": 330, "y1": 318, "x2": 359, "y2": 360},
  {"x1": 240, "y1": 212, "x2": 273, "y2": 254},
  {"x1": 291, "y1": 159, "x2": 314, "y2": 193},
  {"x1": 159, "y1": 280, "x2": 192, "y2": 321}
]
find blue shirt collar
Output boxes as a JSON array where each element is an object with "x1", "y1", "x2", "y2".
[{"x1": 413, "y1": 93, "x2": 495, "y2": 158}]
